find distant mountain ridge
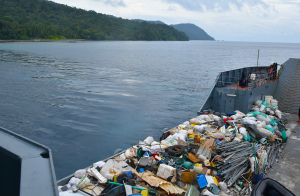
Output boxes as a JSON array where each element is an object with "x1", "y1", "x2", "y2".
[
  {"x1": 170, "y1": 23, "x2": 214, "y2": 40},
  {"x1": 133, "y1": 20, "x2": 214, "y2": 41}
]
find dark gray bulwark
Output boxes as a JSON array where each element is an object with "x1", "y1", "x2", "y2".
[{"x1": 0, "y1": 127, "x2": 58, "y2": 196}]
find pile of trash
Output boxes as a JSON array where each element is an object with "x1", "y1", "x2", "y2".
[{"x1": 58, "y1": 96, "x2": 288, "y2": 196}]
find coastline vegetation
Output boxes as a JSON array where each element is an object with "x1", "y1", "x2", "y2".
[{"x1": 0, "y1": 0, "x2": 189, "y2": 41}]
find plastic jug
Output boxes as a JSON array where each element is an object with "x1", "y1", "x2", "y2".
[{"x1": 141, "y1": 190, "x2": 149, "y2": 196}]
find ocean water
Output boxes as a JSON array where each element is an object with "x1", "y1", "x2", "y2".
[{"x1": 0, "y1": 41, "x2": 299, "y2": 179}]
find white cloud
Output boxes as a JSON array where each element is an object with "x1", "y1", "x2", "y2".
[
  {"x1": 51, "y1": 0, "x2": 300, "y2": 43},
  {"x1": 97, "y1": 0, "x2": 126, "y2": 7},
  {"x1": 160, "y1": 0, "x2": 269, "y2": 12}
]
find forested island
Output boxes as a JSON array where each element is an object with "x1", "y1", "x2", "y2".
[
  {"x1": 133, "y1": 20, "x2": 215, "y2": 41},
  {"x1": 0, "y1": 0, "x2": 189, "y2": 41},
  {"x1": 170, "y1": 24, "x2": 215, "y2": 40}
]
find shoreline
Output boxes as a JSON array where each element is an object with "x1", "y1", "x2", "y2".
[
  {"x1": 0, "y1": 39, "x2": 86, "y2": 43},
  {"x1": 0, "y1": 39, "x2": 215, "y2": 43}
]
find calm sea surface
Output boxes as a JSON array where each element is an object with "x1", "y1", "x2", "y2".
[{"x1": 0, "y1": 41, "x2": 299, "y2": 179}]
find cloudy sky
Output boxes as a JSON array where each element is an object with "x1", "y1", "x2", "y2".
[{"x1": 52, "y1": 0, "x2": 300, "y2": 43}]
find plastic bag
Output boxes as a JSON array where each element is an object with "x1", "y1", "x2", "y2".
[
  {"x1": 182, "y1": 121, "x2": 190, "y2": 126},
  {"x1": 275, "y1": 110, "x2": 282, "y2": 119},
  {"x1": 173, "y1": 133, "x2": 186, "y2": 141},
  {"x1": 259, "y1": 104, "x2": 266, "y2": 112},
  {"x1": 179, "y1": 129, "x2": 187, "y2": 135},
  {"x1": 207, "y1": 132, "x2": 225, "y2": 139},
  {"x1": 213, "y1": 115, "x2": 221, "y2": 121},
  {"x1": 74, "y1": 169, "x2": 87, "y2": 179},
  {"x1": 144, "y1": 136, "x2": 154, "y2": 145},
  {"x1": 254, "y1": 100, "x2": 263, "y2": 107},
  {"x1": 169, "y1": 127, "x2": 179, "y2": 135},
  {"x1": 161, "y1": 135, "x2": 177, "y2": 146},
  {"x1": 280, "y1": 130, "x2": 287, "y2": 142},
  {"x1": 251, "y1": 111, "x2": 267, "y2": 118},
  {"x1": 190, "y1": 118, "x2": 201, "y2": 125},
  {"x1": 266, "y1": 125, "x2": 275, "y2": 133},
  {"x1": 231, "y1": 113, "x2": 243, "y2": 120},
  {"x1": 68, "y1": 177, "x2": 80, "y2": 186},
  {"x1": 270, "y1": 118, "x2": 276, "y2": 126},
  {"x1": 93, "y1": 161, "x2": 105, "y2": 168},
  {"x1": 239, "y1": 127, "x2": 247, "y2": 138},
  {"x1": 198, "y1": 115, "x2": 211, "y2": 122},
  {"x1": 235, "y1": 110, "x2": 246, "y2": 116},
  {"x1": 257, "y1": 121, "x2": 266, "y2": 128},
  {"x1": 256, "y1": 127, "x2": 274, "y2": 139},
  {"x1": 243, "y1": 117, "x2": 257, "y2": 125},
  {"x1": 256, "y1": 115, "x2": 271, "y2": 125},
  {"x1": 262, "y1": 101, "x2": 268, "y2": 108},
  {"x1": 194, "y1": 124, "x2": 208, "y2": 133}
]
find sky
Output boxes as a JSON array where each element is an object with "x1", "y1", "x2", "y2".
[{"x1": 52, "y1": 0, "x2": 300, "y2": 43}]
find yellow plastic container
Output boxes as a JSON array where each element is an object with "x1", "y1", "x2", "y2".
[
  {"x1": 212, "y1": 176, "x2": 219, "y2": 186},
  {"x1": 113, "y1": 175, "x2": 119, "y2": 182},
  {"x1": 200, "y1": 138, "x2": 206, "y2": 144},
  {"x1": 194, "y1": 135, "x2": 200, "y2": 143},
  {"x1": 188, "y1": 135, "x2": 195, "y2": 138},
  {"x1": 141, "y1": 190, "x2": 149, "y2": 196}
]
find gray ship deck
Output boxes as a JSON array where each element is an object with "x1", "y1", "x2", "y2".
[{"x1": 267, "y1": 113, "x2": 300, "y2": 195}]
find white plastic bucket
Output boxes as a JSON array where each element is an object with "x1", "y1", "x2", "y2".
[
  {"x1": 265, "y1": 96, "x2": 273, "y2": 104},
  {"x1": 271, "y1": 99, "x2": 278, "y2": 107}
]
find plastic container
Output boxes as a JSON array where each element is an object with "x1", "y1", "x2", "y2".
[
  {"x1": 200, "y1": 138, "x2": 206, "y2": 144},
  {"x1": 105, "y1": 174, "x2": 114, "y2": 180},
  {"x1": 188, "y1": 138, "x2": 194, "y2": 143},
  {"x1": 252, "y1": 173, "x2": 263, "y2": 184},
  {"x1": 141, "y1": 190, "x2": 149, "y2": 196},
  {"x1": 259, "y1": 105, "x2": 266, "y2": 112},
  {"x1": 271, "y1": 99, "x2": 278, "y2": 107},
  {"x1": 183, "y1": 161, "x2": 195, "y2": 169},
  {"x1": 76, "y1": 176, "x2": 91, "y2": 189},
  {"x1": 197, "y1": 174, "x2": 208, "y2": 188},
  {"x1": 264, "y1": 96, "x2": 273, "y2": 104},
  {"x1": 157, "y1": 164, "x2": 176, "y2": 180},
  {"x1": 152, "y1": 153, "x2": 160, "y2": 161},
  {"x1": 194, "y1": 135, "x2": 200, "y2": 143},
  {"x1": 90, "y1": 167, "x2": 107, "y2": 183},
  {"x1": 139, "y1": 157, "x2": 150, "y2": 166},
  {"x1": 122, "y1": 171, "x2": 134, "y2": 179},
  {"x1": 193, "y1": 165, "x2": 203, "y2": 174}
]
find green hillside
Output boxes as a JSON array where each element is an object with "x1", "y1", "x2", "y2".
[
  {"x1": 132, "y1": 19, "x2": 166, "y2": 25},
  {"x1": 0, "y1": 0, "x2": 189, "y2": 41},
  {"x1": 170, "y1": 23, "x2": 214, "y2": 40}
]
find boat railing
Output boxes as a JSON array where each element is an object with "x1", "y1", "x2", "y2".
[
  {"x1": 248, "y1": 69, "x2": 279, "y2": 89},
  {"x1": 216, "y1": 76, "x2": 239, "y2": 87},
  {"x1": 216, "y1": 69, "x2": 278, "y2": 89}
]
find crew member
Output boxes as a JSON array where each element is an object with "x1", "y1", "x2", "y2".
[{"x1": 240, "y1": 68, "x2": 247, "y2": 87}]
